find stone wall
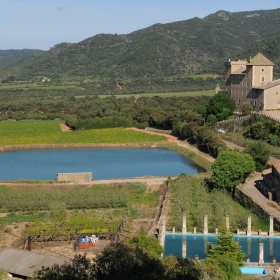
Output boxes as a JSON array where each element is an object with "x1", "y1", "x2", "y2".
[
  {"x1": 235, "y1": 187, "x2": 280, "y2": 231},
  {"x1": 216, "y1": 111, "x2": 280, "y2": 132},
  {"x1": 57, "y1": 172, "x2": 92, "y2": 182}
]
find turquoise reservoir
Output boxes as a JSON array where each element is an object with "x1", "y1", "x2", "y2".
[
  {"x1": 0, "y1": 148, "x2": 205, "y2": 180},
  {"x1": 164, "y1": 233, "x2": 280, "y2": 263}
]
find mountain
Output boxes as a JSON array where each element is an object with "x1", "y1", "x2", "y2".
[
  {"x1": 0, "y1": 49, "x2": 44, "y2": 69},
  {"x1": 1, "y1": 8, "x2": 280, "y2": 83}
]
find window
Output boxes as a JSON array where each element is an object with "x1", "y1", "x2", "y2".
[
  {"x1": 254, "y1": 101, "x2": 257, "y2": 106},
  {"x1": 238, "y1": 99, "x2": 240, "y2": 104},
  {"x1": 262, "y1": 69, "x2": 264, "y2": 72},
  {"x1": 262, "y1": 77, "x2": 265, "y2": 82}
]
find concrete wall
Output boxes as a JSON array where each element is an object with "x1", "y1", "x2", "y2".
[
  {"x1": 252, "y1": 65, "x2": 273, "y2": 86},
  {"x1": 57, "y1": 172, "x2": 92, "y2": 182},
  {"x1": 264, "y1": 84, "x2": 280, "y2": 110}
]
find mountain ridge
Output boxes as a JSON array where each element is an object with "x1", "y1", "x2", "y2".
[{"x1": 1, "y1": 8, "x2": 280, "y2": 83}]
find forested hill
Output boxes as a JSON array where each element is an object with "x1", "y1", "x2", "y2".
[
  {"x1": 1, "y1": 8, "x2": 280, "y2": 82},
  {"x1": 238, "y1": 35, "x2": 280, "y2": 78},
  {"x1": 0, "y1": 49, "x2": 43, "y2": 69}
]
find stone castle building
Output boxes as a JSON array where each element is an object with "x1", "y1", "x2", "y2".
[{"x1": 225, "y1": 53, "x2": 280, "y2": 111}]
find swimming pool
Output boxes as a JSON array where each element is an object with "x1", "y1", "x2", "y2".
[{"x1": 164, "y1": 233, "x2": 280, "y2": 262}]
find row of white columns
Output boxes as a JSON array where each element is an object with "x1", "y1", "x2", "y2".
[{"x1": 180, "y1": 214, "x2": 274, "y2": 235}]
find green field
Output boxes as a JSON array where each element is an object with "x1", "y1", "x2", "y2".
[
  {"x1": 188, "y1": 74, "x2": 219, "y2": 79},
  {"x1": 0, "y1": 83, "x2": 76, "y2": 90},
  {"x1": 74, "y1": 90, "x2": 216, "y2": 99},
  {"x1": 0, "y1": 120, "x2": 166, "y2": 145},
  {"x1": 100, "y1": 90, "x2": 216, "y2": 98}
]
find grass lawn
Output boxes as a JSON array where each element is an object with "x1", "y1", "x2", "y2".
[
  {"x1": 0, "y1": 120, "x2": 166, "y2": 145},
  {"x1": 0, "y1": 211, "x2": 49, "y2": 224}
]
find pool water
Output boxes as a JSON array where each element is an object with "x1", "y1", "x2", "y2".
[{"x1": 164, "y1": 233, "x2": 280, "y2": 262}]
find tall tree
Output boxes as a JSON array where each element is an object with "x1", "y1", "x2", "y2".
[{"x1": 210, "y1": 150, "x2": 255, "y2": 190}]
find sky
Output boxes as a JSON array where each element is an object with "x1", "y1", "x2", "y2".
[{"x1": 1, "y1": 0, "x2": 279, "y2": 50}]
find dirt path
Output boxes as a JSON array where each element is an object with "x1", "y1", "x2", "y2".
[
  {"x1": 222, "y1": 140, "x2": 245, "y2": 151},
  {"x1": 59, "y1": 123, "x2": 72, "y2": 132},
  {"x1": 128, "y1": 128, "x2": 215, "y2": 163}
]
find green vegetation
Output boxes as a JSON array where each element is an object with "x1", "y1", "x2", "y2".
[
  {"x1": 0, "y1": 120, "x2": 165, "y2": 145},
  {"x1": 129, "y1": 227, "x2": 164, "y2": 257},
  {"x1": 2, "y1": 8, "x2": 280, "y2": 86},
  {"x1": 97, "y1": 90, "x2": 216, "y2": 99},
  {"x1": 168, "y1": 174, "x2": 268, "y2": 232},
  {"x1": 206, "y1": 92, "x2": 236, "y2": 123},
  {"x1": 205, "y1": 232, "x2": 245, "y2": 280},
  {"x1": 210, "y1": 150, "x2": 255, "y2": 190},
  {"x1": 244, "y1": 141, "x2": 271, "y2": 172},
  {"x1": 26, "y1": 211, "x2": 124, "y2": 238},
  {"x1": 0, "y1": 185, "x2": 128, "y2": 212},
  {"x1": 0, "y1": 211, "x2": 48, "y2": 224},
  {"x1": 36, "y1": 243, "x2": 210, "y2": 280},
  {"x1": 65, "y1": 115, "x2": 134, "y2": 130}
]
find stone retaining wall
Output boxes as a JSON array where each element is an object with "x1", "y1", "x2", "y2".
[{"x1": 235, "y1": 187, "x2": 280, "y2": 231}]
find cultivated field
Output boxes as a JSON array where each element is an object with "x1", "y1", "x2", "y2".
[
  {"x1": 74, "y1": 90, "x2": 216, "y2": 99},
  {"x1": 0, "y1": 120, "x2": 166, "y2": 145}
]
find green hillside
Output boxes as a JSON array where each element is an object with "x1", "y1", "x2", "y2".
[
  {"x1": 0, "y1": 49, "x2": 44, "y2": 69},
  {"x1": 1, "y1": 8, "x2": 280, "y2": 92}
]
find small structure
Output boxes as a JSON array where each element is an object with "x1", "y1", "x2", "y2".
[
  {"x1": 0, "y1": 246, "x2": 67, "y2": 279},
  {"x1": 57, "y1": 172, "x2": 92, "y2": 182}
]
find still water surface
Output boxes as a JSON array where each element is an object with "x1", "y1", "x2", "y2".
[
  {"x1": 0, "y1": 148, "x2": 205, "y2": 180},
  {"x1": 164, "y1": 233, "x2": 280, "y2": 262}
]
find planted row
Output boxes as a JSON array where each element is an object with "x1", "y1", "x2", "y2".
[{"x1": 0, "y1": 186, "x2": 128, "y2": 212}]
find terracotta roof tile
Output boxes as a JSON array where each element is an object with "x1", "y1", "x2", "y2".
[
  {"x1": 272, "y1": 160, "x2": 280, "y2": 173},
  {"x1": 247, "y1": 53, "x2": 274, "y2": 66}
]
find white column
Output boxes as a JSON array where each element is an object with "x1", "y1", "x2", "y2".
[
  {"x1": 226, "y1": 215, "x2": 229, "y2": 231},
  {"x1": 182, "y1": 214, "x2": 186, "y2": 234},
  {"x1": 194, "y1": 227, "x2": 196, "y2": 234},
  {"x1": 269, "y1": 216, "x2": 274, "y2": 236},
  {"x1": 172, "y1": 227, "x2": 175, "y2": 234},
  {"x1": 203, "y1": 214, "x2": 208, "y2": 235},
  {"x1": 259, "y1": 242, "x2": 264, "y2": 264},
  {"x1": 247, "y1": 216, "x2": 252, "y2": 236}
]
